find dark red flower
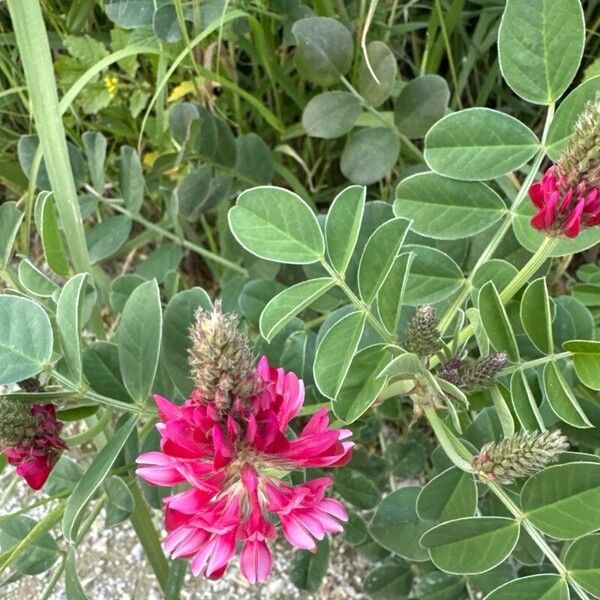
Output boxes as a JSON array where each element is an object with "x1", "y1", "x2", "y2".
[{"x1": 3, "y1": 404, "x2": 66, "y2": 490}]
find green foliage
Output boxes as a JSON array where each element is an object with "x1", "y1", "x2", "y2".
[{"x1": 2, "y1": 0, "x2": 600, "y2": 597}]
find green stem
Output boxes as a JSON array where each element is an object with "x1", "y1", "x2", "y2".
[
  {"x1": 433, "y1": 235, "x2": 559, "y2": 366},
  {"x1": 423, "y1": 409, "x2": 590, "y2": 600},
  {"x1": 438, "y1": 103, "x2": 555, "y2": 334},
  {"x1": 339, "y1": 76, "x2": 424, "y2": 163},
  {"x1": 499, "y1": 235, "x2": 558, "y2": 303},
  {"x1": 128, "y1": 482, "x2": 169, "y2": 591},
  {"x1": 51, "y1": 371, "x2": 147, "y2": 415},
  {"x1": 321, "y1": 260, "x2": 394, "y2": 343},
  {"x1": 498, "y1": 351, "x2": 571, "y2": 376},
  {"x1": 85, "y1": 187, "x2": 248, "y2": 276},
  {"x1": 7, "y1": 0, "x2": 91, "y2": 274}
]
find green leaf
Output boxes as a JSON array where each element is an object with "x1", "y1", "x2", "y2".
[
  {"x1": 417, "y1": 467, "x2": 477, "y2": 522},
  {"x1": 521, "y1": 462, "x2": 600, "y2": 539},
  {"x1": 65, "y1": 547, "x2": 88, "y2": 599},
  {"x1": 369, "y1": 486, "x2": 431, "y2": 561},
  {"x1": 82, "y1": 130, "x2": 107, "y2": 193},
  {"x1": 358, "y1": 41, "x2": 398, "y2": 108},
  {"x1": 513, "y1": 201, "x2": 600, "y2": 257},
  {"x1": 416, "y1": 572, "x2": 464, "y2": 600},
  {"x1": 0, "y1": 515, "x2": 59, "y2": 575},
  {"x1": 163, "y1": 288, "x2": 212, "y2": 399},
  {"x1": 358, "y1": 217, "x2": 411, "y2": 303},
  {"x1": 18, "y1": 258, "x2": 58, "y2": 297},
  {"x1": 63, "y1": 415, "x2": 137, "y2": 541},
  {"x1": 520, "y1": 277, "x2": 553, "y2": 354},
  {"x1": 424, "y1": 108, "x2": 539, "y2": 181},
  {"x1": 289, "y1": 538, "x2": 329, "y2": 592},
  {"x1": 260, "y1": 278, "x2": 335, "y2": 341},
  {"x1": 110, "y1": 274, "x2": 145, "y2": 313},
  {"x1": 546, "y1": 76, "x2": 600, "y2": 160},
  {"x1": 235, "y1": 133, "x2": 274, "y2": 185},
  {"x1": 135, "y1": 243, "x2": 183, "y2": 283},
  {"x1": 43, "y1": 456, "x2": 84, "y2": 496},
  {"x1": 343, "y1": 510, "x2": 368, "y2": 546},
  {"x1": 239, "y1": 279, "x2": 284, "y2": 324},
  {"x1": 563, "y1": 340, "x2": 600, "y2": 390},
  {"x1": 86, "y1": 215, "x2": 132, "y2": 263},
  {"x1": 394, "y1": 75, "x2": 450, "y2": 138},
  {"x1": 104, "y1": 475, "x2": 134, "y2": 527},
  {"x1": 333, "y1": 344, "x2": 391, "y2": 423},
  {"x1": 325, "y1": 185, "x2": 365, "y2": 276},
  {"x1": 498, "y1": 0, "x2": 584, "y2": 104},
  {"x1": 56, "y1": 273, "x2": 89, "y2": 385},
  {"x1": 394, "y1": 173, "x2": 505, "y2": 240},
  {"x1": 302, "y1": 91, "x2": 361, "y2": 139},
  {"x1": 564, "y1": 533, "x2": 600, "y2": 597},
  {"x1": 403, "y1": 245, "x2": 463, "y2": 305},
  {"x1": 484, "y1": 574, "x2": 568, "y2": 600},
  {"x1": 0, "y1": 201, "x2": 23, "y2": 270},
  {"x1": 542, "y1": 362, "x2": 592, "y2": 428},
  {"x1": 0, "y1": 295, "x2": 53, "y2": 385},
  {"x1": 229, "y1": 186, "x2": 324, "y2": 264},
  {"x1": 363, "y1": 562, "x2": 412, "y2": 600},
  {"x1": 377, "y1": 252, "x2": 414, "y2": 336},
  {"x1": 510, "y1": 371, "x2": 544, "y2": 431},
  {"x1": 104, "y1": 0, "x2": 154, "y2": 28},
  {"x1": 420, "y1": 517, "x2": 520, "y2": 575},
  {"x1": 341, "y1": 128, "x2": 400, "y2": 185},
  {"x1": 34, "y1": 191, "x2": 69, "y2": 276},
  {"x1": 83, "y1": 341, "x2": 131, "y2": 403},
  {"x1": 314, "y1": 310, "x2": 366, "y2": 399},
  {"x1": 117, "y1": 279, "x2": 162, "y2": 403},
  {"x1": 292, "y1": 17, "x2": 353, "y2": 87},
  {"x1": 119, "y1": 146, "x2": 144, "y2": 214},
  {"x1": 334, "y1": 468, "x2": 381, "y2": 509},
  {"x1": 478, "y1": 282, "x2": 519, "y2": 362}
]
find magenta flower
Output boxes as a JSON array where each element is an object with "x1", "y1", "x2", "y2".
[
  {"x1": 3, "y1": 404, "x2": 66, "y2": 490},
  {"x1": 136, "y1": 356, "x2": 353, "y2": 584},
  {"x1": 529, "y1": 166, "x2": 600, "y2": 238}
]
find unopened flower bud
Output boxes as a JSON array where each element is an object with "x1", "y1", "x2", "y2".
[
  {"x1": 460, "y1": 352, "x2": 507, "y2": 390},
  {"x1": 0, "y1": 398, "x2": 37, "y2": 448},
  {"x1": 438, "y1": 358, "x2": 463, "y2": 387},
  {"x1": 405, "y1": 305, "x2": 442, "y2": 358},
  {"x1": 529, "y1": 91, "x2": 600, "y2": 238},
  {"x1": 188, "y1": 301, "x2": 261, "y2": 412},
  {"x1": 472, "y1": 430, "x2": 568, "y2": 484}
]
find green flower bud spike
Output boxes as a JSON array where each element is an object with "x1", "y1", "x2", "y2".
[
  {"x1": 188, "y1": 301, "x2": 261, "y2": 412},
  {"x1": 405, "y1": 305, "x2": 442, "y2": 358},
  {"x1": 0, "y1": 397, "x2": 37, "y2": 448},
  {"x1": 472, "y1": 430, "x2": 569, "y2": 484}
]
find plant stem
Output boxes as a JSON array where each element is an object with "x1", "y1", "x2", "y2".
[
  {"x1": 498, "y1": 351, "x2": 571, "y2": 376},
  {"x1": 85, "y1": 187, "x2": 248, "y2": 276},
  {"x1": 438, "y1": 103, "x2": 555, "y2": 334},
  {"x1": 339, "y1": 76, "x2": 424, "y2": 162},
  {"x1": 51, "y1": 371, "x2": 148, "y2": 415},
  {"x1": 446, "y1": 236, "x2": 559, "y2": 352},
  {"x1": 7, "y1": 0, "x2": 92, "y2": 274},
  {"x1": 128, "y1": 482, "x2": 169, "y2": 591},
  {"x1": 321, "y1": 260, "x2": 395, "y2": 343},
  {"x1": 423, "y1": 408, "x2": 590, "y2": 600}
]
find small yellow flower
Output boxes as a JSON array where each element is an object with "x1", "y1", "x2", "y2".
[{"x1": 104, "y1": 75, "x2": 119, "y2": 100}]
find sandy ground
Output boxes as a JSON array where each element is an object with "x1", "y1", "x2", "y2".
[{"x1": 1, "y1": 475, "x2": 369, "y2": 600}]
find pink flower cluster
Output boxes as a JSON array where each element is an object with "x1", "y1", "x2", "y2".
[
  {"x1": 529, "y1": 166, "x2": 600, "y2": 238},
  {"x1": 136, "y1": 357, "x2": 353, "y2": 584},
  {"x1": 4, "y1": 404, "x2": 66, "y2": 490}
]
